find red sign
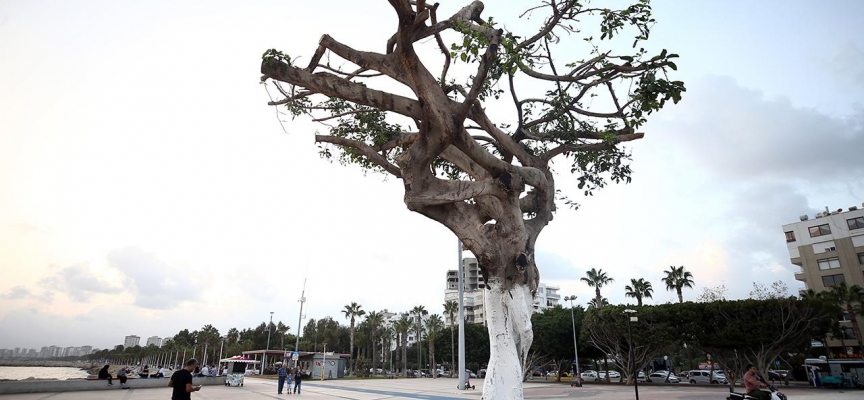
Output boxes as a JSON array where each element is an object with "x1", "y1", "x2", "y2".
[{"x1": 316, "y1": 361, "x2": 321, "y2": 366}]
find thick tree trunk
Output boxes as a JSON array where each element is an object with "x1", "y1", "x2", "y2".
[
  {"x1": 482, "y1": 277, "x2": 533, "y2": 400},
  {"x1": 677, "y1": 288, "x2": 683, "y2": 304}
]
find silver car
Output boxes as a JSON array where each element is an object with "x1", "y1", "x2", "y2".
[{"x1": 687, "y1": 370, "x2": 727, "y2": 385}]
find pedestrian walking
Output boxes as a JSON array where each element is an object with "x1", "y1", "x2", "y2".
[
  {"x1": 169, "y1": 359, "x2": 202, "y2": 400},
  {"x1": 285, "y1": 368, "x2": 294, "y2": 395},
  {"x1": 293, "y1": 368, "x2": 303, "y2": 394},
  {"x1": 277, "y1": 364, "x2": 288, "y2": 394}
]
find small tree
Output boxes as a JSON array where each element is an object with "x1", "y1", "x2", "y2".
[
  {"x1": 443, "y1": 300, "x2": 459, "y2": 377},
  {"x1": 260, "y1": 1, "x2": 683, "y2": 397}
]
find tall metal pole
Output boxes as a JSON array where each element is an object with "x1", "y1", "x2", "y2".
[
  {"x1": 565, "y1": 296, "x2": 580, "y2": 376},
  {"x1": 457, "y1": 239, "x2": 466, "y2": 390},
  {"x1": 264, "y1": 311, "x2": 273, "y2": 375},
  {"x1": 218, "y1": 337, "x2": 224, "y2": 372},
  {"x1": 294, "y1": 277, "x2": 307, "y2": 368},
  {"x1": 321, "y1": 343, "x2": 327, "y2": 381},
  {"x1": 624, "y1": 309, "x2": 639, "y2": 400}
]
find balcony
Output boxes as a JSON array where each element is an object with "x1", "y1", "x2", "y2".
[
  {"x1": 794, "y1": 270, "x2": 806, "y2": 282},
  {"x1": 546, "y1": 292, "x2": 561, "y2": 300}
]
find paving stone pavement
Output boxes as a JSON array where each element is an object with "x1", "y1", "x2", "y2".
[{"x1": 0, "y1": 377, "x2": 860, "y2": 400}]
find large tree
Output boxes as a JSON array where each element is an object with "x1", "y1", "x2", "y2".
[
  {"x1": 444, "y1": 299, "x2": 459, "y2": 377},
  {"x1": 260, "y1": 1, "x2": 683, "y2": 397},
  {"x1": 662, "y1": 265, "x2": 694, "y2": 303},
  {"x1": 582, "y1": 268, "x2": 614, "y2": 308},
  {"x1": 342, "y1": 302, "x2": 366, "y2": 374}
]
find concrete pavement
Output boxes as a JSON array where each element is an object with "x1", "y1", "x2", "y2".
[{"x1": 0, "y1": 377, "x2": 859, "y2": 399}]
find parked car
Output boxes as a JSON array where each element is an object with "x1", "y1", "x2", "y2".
[
  {"x1": 580, "y1": 370, "x2": 599, "y2": 380},
  {"x1": 466, "y1": 369, "x2": 477, "y2": 378},
  {"x1": 608, "y1": 371, "x2": 621, "y2": 379},
  {"x1": 478, "y1": 369, "x2": 487, "y2": 378},
  {"x1": 687, "y1": 370, "x2": 727, "y2": 385},
  {"x1": 649, "y1": 372, "x2": 681, "y2": 383},
  {"x1": 436, "y1": 369, "x2": 450, "y2": 377}
]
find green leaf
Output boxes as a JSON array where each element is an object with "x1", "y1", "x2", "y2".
[{"x1": 667, "y1": 61, "x2": 677, "y2": 71}]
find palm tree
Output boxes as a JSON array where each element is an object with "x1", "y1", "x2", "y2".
[
  {"x1": 826, "y1": 282, "x2": 864, "y2": 358},
  {"x1": 587, "y1": 297, "x2": 609, "y2": 308},
  {"x1": 410, "y1": 305, "x2": 428, "y2": 371},
  {"x1": 426, "y1": 314, "x2": 444, "y2": 379},
  {"x1": 624, "y1": 278, "x2": 654, "y2": 306},
  {"x1": 366, "y1": 311, "x2": 383, "y2": 374},
  {"x1": 581, "y1": 268, "x2": 614, "y2": 308},
  {"x1": 443, "y1": 300, "x2": 458, "y2": 377},
  {"x1": 342, "y1": 302, "x2": 366, "y2": 374},
  {"x1": 662, "y1": 265, "x2": 695, "y2": 303},
  {"x1": 393, "y1": 315, "x2": 412, "y2": 377}
]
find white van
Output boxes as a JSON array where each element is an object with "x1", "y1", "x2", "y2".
[{"x1": 687, "y1": 370, "x2": 727, "y2": 384}]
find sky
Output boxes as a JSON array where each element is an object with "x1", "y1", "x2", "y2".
[{"x1": 0, "y1": 0, "x2": 862, "y2": 350}]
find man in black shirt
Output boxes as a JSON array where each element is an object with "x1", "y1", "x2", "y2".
[{"x1": 169, "y1": 359, "x2": 202, "y2": 400}]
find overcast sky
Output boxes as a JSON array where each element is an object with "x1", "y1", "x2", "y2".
[{"x1": 1, "y1": 0, "x2": 862, "y2": 350}]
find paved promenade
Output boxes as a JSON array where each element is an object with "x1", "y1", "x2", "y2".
[{"x1": 0, "y1": 377, "x2": 859, "y2": 400}]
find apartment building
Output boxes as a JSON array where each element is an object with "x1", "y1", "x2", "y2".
[
  {"x1": 124, "y1": 335, "x2": 141, "y2": 348},
  {"x1": 444, "y1": 257, "x2": 561, "y2": 326},
  {"x1": 783, "y1": 203, "x2": 864, "y2": 355}
]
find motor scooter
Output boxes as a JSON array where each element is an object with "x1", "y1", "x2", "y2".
[{"x1": 727, "y1": 384, "x2": 787, "y2": 400}]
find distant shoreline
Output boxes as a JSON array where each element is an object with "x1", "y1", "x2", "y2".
[{"x1": 0, "y1": 360, "x2": 94, "y2": 369}]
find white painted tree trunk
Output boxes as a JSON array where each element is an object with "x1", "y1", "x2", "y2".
[{"x1": 482, "y1": 277, "x2": 533, "y2": 400}]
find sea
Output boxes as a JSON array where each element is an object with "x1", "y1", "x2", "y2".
[{"x1": 0, "y1": 366, "x2": 90, "y2": 381}]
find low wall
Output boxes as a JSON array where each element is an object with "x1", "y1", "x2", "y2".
[{"x1": 0, "y1": 376, "x2": 224, "y2": 394}]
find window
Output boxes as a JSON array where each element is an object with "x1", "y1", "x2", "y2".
[
  {"x1": 809, "y1": 224, "x2": 831, "y2": 237},
  {"x1": 859, "y1": 253, "x2": 864, "y2": 265},
  {"x1": 841, "y1": 327, "x2": 857, "y2": 340},
  {"x1": 848, "y1": 217, "x2": 864, "y2": 230},
  {"x1": 818, "y1": 258, "x2": 841, "y2": 270},
  {"x1": 822, "y1": 274, "x2": 845, "y2": 287},
  {"x1": 785, "y1": 231, "x2": 796, "y2": 242}
]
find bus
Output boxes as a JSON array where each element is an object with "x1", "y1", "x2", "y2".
[{"x1": 803, "y1": 358, "x2": 864, "y2": 388}]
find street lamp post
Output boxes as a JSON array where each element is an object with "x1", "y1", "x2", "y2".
[
  {"x1": 264, "y1": 311, "x2": 274, "y2": 375},
  {"x1": 563, "y1": 295, "x2": 580, "y2": 378},
  {"x1": 624, "y1": 309, "x2": 639, "y2": 400}
]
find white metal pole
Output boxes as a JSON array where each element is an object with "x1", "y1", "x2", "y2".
[
  {"x1": 457, "y1": 238, "x2": 466, "y2": 390},
  {"x1": 295, "y1": 278, "x2": 307, "y2": 369},
  {"x1": 264, "y1": 311, "x2": 273, "y2": 375}
]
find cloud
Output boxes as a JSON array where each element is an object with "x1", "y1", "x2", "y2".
[
  {"x1": 644, "y1": 76, "x2": 864, "y2": 299},
  {"x1": 39, "y1": 263, "x2": 124, "y2": 302},
  {"x1": 107, "y1": 247, "x2": 203, "y2": 310},
  {"x1": 1, "y1": 286, "x2": 32, "y2": 300},
  {"x1": 825, "y1": 41, "x2": 864, "y2": 89},
  {"x1": 662, "y1": 75, "x2": 864, "y2": 183},
  {"x1": 534, "y1": 250, "x2": 579, "y2": 281}
]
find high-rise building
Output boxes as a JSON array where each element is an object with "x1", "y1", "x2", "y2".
[
  {"x1": 146, "y1": 336, "x2": 162, "y2": 347},
  {"x1": 444, "y1": 258, "x2": 561, "y2": 326},
  {"x1": 124, "y1": 335, "x2": 141, "y2": 348},
  {"x1": 783, "y1": 204, "x2": 864, "y2": 357}
]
